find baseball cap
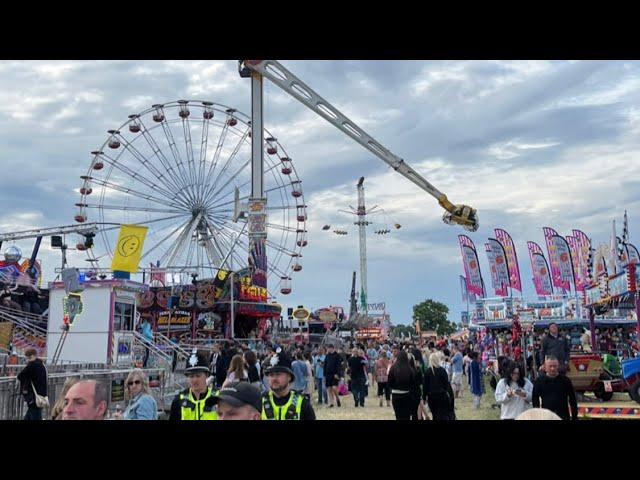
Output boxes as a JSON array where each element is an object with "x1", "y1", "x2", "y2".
[{"x1": 212, "y1": 382, "x2": 262, "y2": 412}]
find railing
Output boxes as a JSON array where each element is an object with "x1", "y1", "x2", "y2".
[
  {"x1": 0, "y1": 367, "x2": 167, "y2": 420},
  {"x1": 130, "y1": 331, "x2": 172, "y2": 365},
  {"x1": 0, "y1": 305, "x2": 48, "y2": 326},
  {"x1": 153, "y1": 331, "x2": 190, "y2": 359},
  {"x1": 0, "y1": 305, "x2": 48, "y2": 356}
]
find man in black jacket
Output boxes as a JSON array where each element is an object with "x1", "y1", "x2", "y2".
[
  {"x1": 532, "y1": 355, "x2": 578, "y2": 420},
  {"x1": 17, "y1": 348, "x2": 47, "y2": 420},
  {"x1": 324, "y1": 344, "x2": 344, "y2": 408},
  {"x1": 209, "y1": 343, "x2": 226, "y2": 389},
  {"x1": 541, "y1": 323, "x2": 570, "y2": 371}
]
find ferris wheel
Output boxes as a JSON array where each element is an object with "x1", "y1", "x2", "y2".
[{"x1": 73, "y1": 100, "x2": 308, "y2": 292}]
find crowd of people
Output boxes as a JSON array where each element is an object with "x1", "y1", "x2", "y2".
[{"x1": 16, "y1": 318, "x2": 628, "y2": 420}]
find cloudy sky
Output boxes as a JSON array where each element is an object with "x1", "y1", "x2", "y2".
[{"x1": 1, "y1": 60, "x2": 639, "y2": 326}]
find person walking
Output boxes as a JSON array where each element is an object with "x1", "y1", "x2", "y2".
[
  {"x1": 313, "y1": 347, "x2": 328, "y2": 405},
  {"x1": 423, "y1": 352, "x2": 455, "y2": 420},
  {"x1": 541, "y1": 323, "x2": 571, "y2": 372},
  {"x1": 347, "y1": 348, "x2": 368, "y2": 408},
  {"x1": 375, "y1": 352, "x2": 391, "y2": 407},
  {"x1": 291, "y1": 352, "x2": 309, "y2": 395},
  {"x1": 209, "y1": 343, "x2": 225, "y2": 389},
  {"x1": 17, "y1": 347, "x2": 48, "y2": 420},
  {"x1": 494, "y1": 360, "x2": 533, "y2": 420},
  {"x1": 450, "y1": 345, "x2": 464, "y2": 399},
  {"x1": 532, "y1": 355, "x2": 578, "y2": 420},
  {"x1": 303, "y1": 352, "x2": 314, "y2": 399},
  {"x1": 223, "y1": 354, "x2": 248, "y2": 387},
  {"x1": 140, "y1": 319, "x2": 154, "y2": 368},
  {"x1": 244, "y1": 350, "x2": 262, "y2": 390},
  {"x1": 469, "y1": 351, "x2": 484, "y2": 410},
  {"x1": 388, "y1": 350, "x2": 420, "y2": 420},
  {"x1": 324, "y1": 344, "x2": 343, "y2": 408}
]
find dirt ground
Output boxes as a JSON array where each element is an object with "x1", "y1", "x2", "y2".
[{"x1": 316, "y1": 375, "x2": 500, "y2": 420}]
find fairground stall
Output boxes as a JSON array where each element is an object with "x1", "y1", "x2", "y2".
[
  {"x1": 137, "y1": 267, "x2": 281, "y2": 345},
  {"x1": 47, "y1": 278, "x2": 147, "y2": 366}
]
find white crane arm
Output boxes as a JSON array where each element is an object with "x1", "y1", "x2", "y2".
[{"x1": 239, "y1": 60, "x2": 478, "y2": 231}]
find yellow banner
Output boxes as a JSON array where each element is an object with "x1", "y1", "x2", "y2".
[{"x1": 111, "y1": 225, "x2": 148, "y2": 273}]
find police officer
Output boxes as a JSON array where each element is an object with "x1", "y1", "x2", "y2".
[
  {"x1": 262, "y1": 349, "x2": 316, "y2": 420},
  {"x1": 169, "y1": 349, "x2": 218, "y2": 420}
]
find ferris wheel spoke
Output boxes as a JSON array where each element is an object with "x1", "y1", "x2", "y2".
[
  {"x1": 213, "y1": 205, "x2": 297, "y2": 215},
  {"x1": 265, "y1": 223, "x2": 299, "y2": 233},
  {"x1": 217, "y1": 219, "x2": 294, "y2": 266},
  {"x1": 140, "y1": 217, "x2": 193, "y2": 261},
  {"x1": 87, "y1": 204, "x2": 184, "y2": 215},
  {"x1": 96, "y1": 151, "x2": 185, "y2": 204},
  {"x1": 181, "y1": 117, "x2": 199, "y2": 201},
  {"x1": 184, "y1": 232, "x2": 196, "y2": 269},
  {"x1": 158, "y1": 121, "x2": 199, "y2": 206},
  {"x1": 90, "y1": 178, "x2": 186, "y2": 210},
  {"x1": 200, "y1": 121, "x2": 231, "y2": 200},
  {"x1": 201, "y1": 129, "x2": 250, "y2": 206},
  {"x1": 160, "y1": 214, "x2": 202, "y2": 268},
  {"x1": 114, "y1": 131, "x2": 191, "y2": 205},
  {"x1": 207, "y1": 193, "x2": 250, "y2": 212},
  {"x1": 100, "y1": 213, "x2": 187, "y2": 233},
  {"x1": 200, "y1": 232, "x2": 224, "y2": 268},
  {"x1": 214, "y1": 227, "x2": 252, "y2": 271},
  {"x1": 207, "y1": 157, "x2": 280, "y2": 207},
  {"x1": 204, "y1": 157, "x2": 250, "y2": 207},
  {"x1": 232, "y1": 234, "x2": 290, "y2": 279},
  {"x1": 196, "y1": 117, "x2": 213, "y2": 204},
  {"x1": 136, "y1": 118, "x2": 194, "y2": 201}
]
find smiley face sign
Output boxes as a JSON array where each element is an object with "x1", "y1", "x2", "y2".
[
  {"x1": 111, "y1": 225, "x2": 148, "y2": 273},
  {"x1": 117, "y1": 235, "x2": 141, "y2": 257}
]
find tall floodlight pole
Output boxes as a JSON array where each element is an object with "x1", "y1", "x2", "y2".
[{"x1": 356, "y1": 177, "x2": 369, "y2": 321}]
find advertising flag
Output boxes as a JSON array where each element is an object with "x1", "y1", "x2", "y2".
[
  {"x1": 566, "y1": 236, "x2": 584, "y2": 292},
  {"x1": 458, "y1": 235, "x2": 485, "y2": 297},
  {"x1": 627, "y1": 243, "x2": 640, "y2": 265},
  {"x1": 550, "y1": 235, "x2": 574, "y2": 291},
  {"x1": 485, "y1": 243, "x2": 502, "y2": 296},
  {"x1": 460, "y1": 275, "x2": 469, "y2": 304},
  {"x1": 527, "y1": 241, "x2": 553, "y2": 295},
  {"x1": 486, "y1": 238, "x2": 510, "y2": 296},
  {"x1": 543, "y1": 227, "x2": 570, "y2": 291},
  {"x1": 494, "y1": 228, "x2": 522, "y2": 292},
  {"x1": 572, "y1": 230, "x2": 591, "y2": 287}
]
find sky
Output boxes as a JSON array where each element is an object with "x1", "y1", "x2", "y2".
[{"x1": 1, "y1": 60, "x2": 639, "y2": 327}]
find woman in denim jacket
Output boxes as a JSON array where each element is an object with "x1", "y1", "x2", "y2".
[{"x1": 120, "y1": 369, "x2": 158, "y2": 420}]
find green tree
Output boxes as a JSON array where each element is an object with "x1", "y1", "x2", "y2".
[
  {"x1": 390, "y1": 324, "x2": 416, "y2": 339},
  {"x1": 412, "y1": 299, "x2": 456, "y2": 336}
]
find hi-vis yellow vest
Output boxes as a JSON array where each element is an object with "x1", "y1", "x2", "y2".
[
  {"x1": 179, "y1": 388, "x2": 218, "y2": 420},
  {"x1": 261, "y1": 391, "x2": 303, "y2": 420}
]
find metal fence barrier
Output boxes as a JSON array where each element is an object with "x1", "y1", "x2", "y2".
[{"x1": 0, "y1": 367, "x2": 166, "y2": 420}]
